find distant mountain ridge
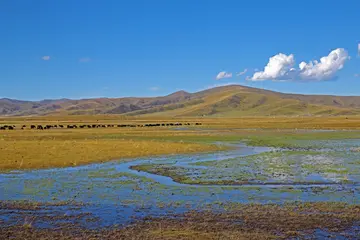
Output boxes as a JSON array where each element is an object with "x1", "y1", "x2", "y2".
[{"x1": 1, "y1": 85, "x2": 360, "y2": 117}]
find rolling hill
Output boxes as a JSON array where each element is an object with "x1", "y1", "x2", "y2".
[{"x1": 1, "y1": 85, "x2": 360, "y2": 117}]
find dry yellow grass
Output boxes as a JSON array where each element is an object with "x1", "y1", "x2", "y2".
[
  {"x1": 1, "y1": 115, "x2": 360, "y2": 171},
  {"x1": 0, "y1": 128, "x2": 220, "y2": 171},
  {"x1": 1, "y1": 115, "x2": 360, "y2": 129}
]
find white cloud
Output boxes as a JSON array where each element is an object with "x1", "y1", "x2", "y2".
[
  {"x1": 298, "y1": 48, "x2": 349, "y2": 81},
  {"x1": 250, "y1": 53, "x2": 295, "y2": 81},
  {"x1": 41, "y1": 56, "x2": 50, "y2": 61},
  {"x1": 79, "y1": 57, "x2": 91, "y2": 62},
  {"x1": 358, "y1": 43, "x2": 360, "y2": 56},
  {"x1": 249, "y1": 48, "x2": 349, "y2": 82},
  {"x1": 216, "y1": 71, "x2": 232, "y2": 80},
  {"x1": 149, "y1": 86, "x2": 160, "y2": 91},
  {"x1": 236, "y1": 69, "x2": 248, "y2": 76}
]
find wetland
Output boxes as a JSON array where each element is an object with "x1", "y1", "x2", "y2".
[{"x1": 1, "y1": 122, "x2": 360, "y2": 239}]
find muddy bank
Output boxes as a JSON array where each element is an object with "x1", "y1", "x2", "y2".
[{"x1": 1, "y1": 202, "x2": 359, "y2": 239}]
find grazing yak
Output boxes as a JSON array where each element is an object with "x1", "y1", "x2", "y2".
[{"x1": 1, "y1": 122, "x2": 202, "y2": 131}]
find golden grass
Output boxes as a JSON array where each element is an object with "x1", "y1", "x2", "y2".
[
  {"x1": 0, "y1": 128, "x2": 220, "y2": 171},
  {"x1": 1, "y1": 115, "x2": 360, "y2": 171},
  {"x1": 1, "y1": 115, "x2": 360, "y2": 129}
]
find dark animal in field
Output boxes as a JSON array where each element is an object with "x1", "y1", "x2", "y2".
[{"x1": 2, "y1": 122, "x2": 202, "y2": 131}]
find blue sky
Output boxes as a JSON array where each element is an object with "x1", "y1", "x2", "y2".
[{"x1": 1, "y1": 0, "x2": 360, "y2": 100}]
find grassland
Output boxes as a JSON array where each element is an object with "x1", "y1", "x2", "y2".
[
  {"x1": 1, "y1": 116, "x2": 360, "y2": 171},
  {"x1": 1, "y1": 116, "x2": 360, "y2": 239},
  {"x1": 2, "y1": 115, "x2": 360, "y2": 129},
  {"x1": 0, "y1": 128, "x2": 222, "y2": 170}
]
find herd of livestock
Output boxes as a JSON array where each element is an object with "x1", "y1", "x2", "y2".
[{"x1": 0, "y1": 122, "x2": 202, "y2": 130}]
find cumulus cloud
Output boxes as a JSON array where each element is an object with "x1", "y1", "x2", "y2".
[
  {"x1": 41, "y1": 56, "x2": 50, "y2": 61},
  {"x1": 79, "y1": 57, "x2": 91, "y2": 62},
  {"x1": 249, "y1": 48, "x2": 349, "y2": 82},
  {"x1": 216, "y1": 71, "x2": 232, "y2": 80},
  {"x1": 251, "y1": 53, "x2": 295, "y2": 81},
  {"x1": 236, "y1": 69, "x2": 248, "y2": 76},
  {"x1": 298, "y1": 48, "x2": 349, "y2": 81},
  {"x1": 149, "y1": 86, "x2": 160, "y2": 91}
]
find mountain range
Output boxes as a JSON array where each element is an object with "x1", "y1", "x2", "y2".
[{"x1": 1, "y1": 85, "x2": 360, "y2": 117}]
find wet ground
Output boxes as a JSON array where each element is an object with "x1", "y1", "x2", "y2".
[{"x1": 1, "y1": 131, "x2": 360, "y2": 238}]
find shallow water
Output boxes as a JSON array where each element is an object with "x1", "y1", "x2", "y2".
[
  {"x1": 1, "y1": 139, "x2": 360, "y2": 228},
  {"x1": 300, "y1": 225, "x2": 360, "y2": 240}
]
